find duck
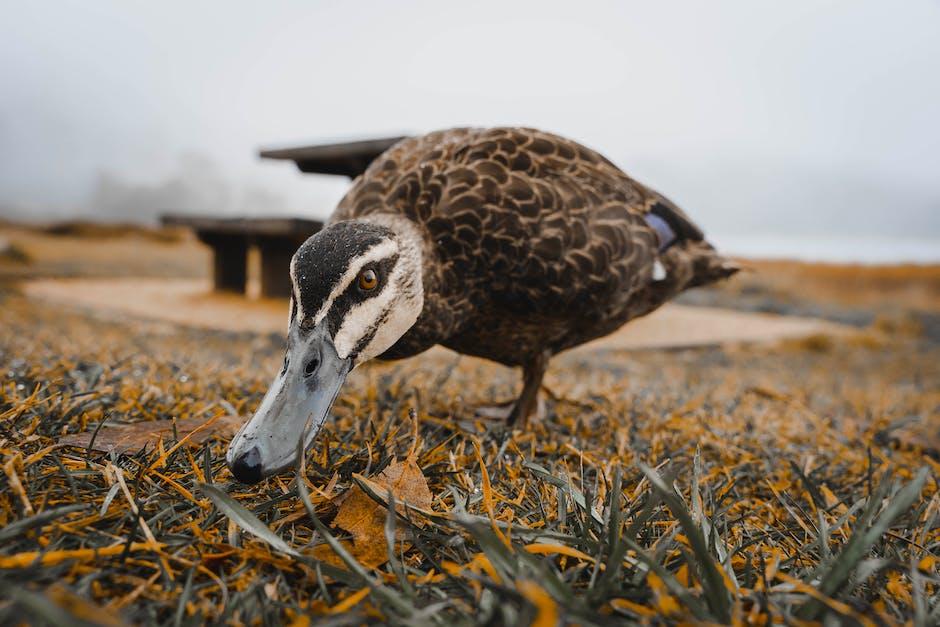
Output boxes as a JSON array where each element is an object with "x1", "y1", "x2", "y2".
[{"x1": 227, "y1": 127, "x2": 737, "y2": 483}]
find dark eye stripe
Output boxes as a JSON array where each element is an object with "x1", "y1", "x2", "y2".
[
  {"x1": 351, "y1": 306, "x2": 393, "y2": 358},
  {"x1": 323, "y1": 255, "x2": 398, "y2": 335}
]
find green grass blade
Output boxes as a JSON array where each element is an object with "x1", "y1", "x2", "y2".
[
  {"x1": 797, "y1": 468, "x2": 928, "y2": 620},
  {"x1": 620, "y1": 536, "x2": 711, "y2": 621},
  {"x1": 638, "y1": 462, "x2": 732, "y2": 624},
  {"x1": 384, "y1": 492, "x2": 416, "y2": 600},
  {"x1": 294, "y1": 434, "x2": 417, "y2": 619},
  {"x1": 197, "y1": 483, "x2": 299, "y2": 558},
  {"x1": 524, "y1": 462, "x2": 604, "y2": 524}
]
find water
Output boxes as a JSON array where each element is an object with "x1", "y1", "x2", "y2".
[{"x1": 711, "y1": 233, "x2": 940, "y2": 264}]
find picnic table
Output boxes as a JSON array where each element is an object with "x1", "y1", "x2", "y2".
[
  {"x1": 259, "y1": 136, "x2": 407, "y2": 177},
  {"x1": 162, "y1": 135, "x2": 408, "y2": 298},
  {"x1": 161, "y1": 215, "x2": 322, "y2": 298}
]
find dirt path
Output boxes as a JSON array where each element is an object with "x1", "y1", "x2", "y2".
[{"x1": 23, "y1": 277, "x2": 850, "y2": 352}]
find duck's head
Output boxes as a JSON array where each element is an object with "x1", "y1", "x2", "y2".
[{"x1": 226, "y1": 219, "x2": 423, "y2": 483}]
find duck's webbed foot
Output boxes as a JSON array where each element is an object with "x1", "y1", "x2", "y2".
[
  {"x1": 474, "y1": 395, "x2": 547, "y2": 424},
  {"x1": 474, "y1": 400, "x2": 516, "y2": 421},
  {"x1": 470, "y1": 351, "x2": 549, "y2": 428}
]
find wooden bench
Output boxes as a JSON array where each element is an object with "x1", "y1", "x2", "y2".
[
  {"x1": 161, "y1": 215, "x2": 322, "y2": 298},
  {"x1": 162, "y1": 136, "x2": 409, "y2": 298}
]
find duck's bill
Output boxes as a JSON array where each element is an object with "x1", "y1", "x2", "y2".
[{"x1": 226, "y1": 325, "x2": 351, "y2": 484}]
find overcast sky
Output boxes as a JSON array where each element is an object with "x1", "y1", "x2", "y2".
[{"x1": 1, "y1": 1, "x2": 938, "y2": 255}]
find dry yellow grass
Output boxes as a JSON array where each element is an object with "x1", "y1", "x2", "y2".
[
  {"x1": 720, "y1": 258, "x2": 940, "y2": 313},
  {"x1": 0, "y1": 285, "x2": 937, "y2": 624},
  {"x1": 0, "y1": 223, "x2": 209, "y2": 281},
  {"x1": 0, "y1": 225, "x2": 937, "y2": 623}
]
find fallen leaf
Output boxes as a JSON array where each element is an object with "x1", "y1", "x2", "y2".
[
  {"x1": 59, "y1": 413, "x2": 243, "y2": 454},
  {"x1": 334, "y1": 455, "x2": 432, "y2": 540},
  {"x1": 310, "y1": 539, "x2": 388, "y2": 570},
  {"x1": 311, "y1": 456, "x2": 432, "y2": 569}
]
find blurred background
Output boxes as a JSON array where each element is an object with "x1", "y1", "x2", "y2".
[
  {"x1": 0, "y1": 6, "x2": 938, "y2": 623},
  {"x1": 1, "y1": 0, "x2": 938, "y2": 262}
]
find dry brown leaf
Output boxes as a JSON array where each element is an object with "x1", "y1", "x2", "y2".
[
  {"x1": 310, "y1": 538, "x2": 391, "y2": 570},
  {"x1": 311, "y1": 456, "x2": 432, "y2": 569},
  {"x1": 58, "y1": 413, "x2": 243, "y2": 454},
  {"x1": 334, "y1": 455, "x2": 433, "y2": 540}
]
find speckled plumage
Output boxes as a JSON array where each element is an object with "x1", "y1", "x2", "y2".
[{"x1": 330, "y1": 127, "x2": 737, "y2": 376}]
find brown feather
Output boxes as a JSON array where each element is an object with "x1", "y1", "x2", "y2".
[{"x1": 329, "y1": 127, "x2": 736, "y2": 367}]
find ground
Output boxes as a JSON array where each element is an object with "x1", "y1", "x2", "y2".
[{"x1": 0, "y1": 222, "x2": 938, "y2": 625}]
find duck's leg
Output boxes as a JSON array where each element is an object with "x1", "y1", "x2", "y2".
[
  {"x1": 507, "y1": 351, "x2": 549, "y2": 429},
  {"x1": 474, "y1": 352, "x2": 550, "y2": 426}
]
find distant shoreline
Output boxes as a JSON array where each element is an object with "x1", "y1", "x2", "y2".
[
  {"x1": 2, "y1": 217, "x2": 938, "y2": 266},
  {"x1": 712, "y1": 233, "x2": 940, "y2": 265}
]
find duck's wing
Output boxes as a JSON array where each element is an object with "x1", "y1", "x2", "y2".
[{"x1": 332, "y1": 127, "x2": 709, "y2": 318}]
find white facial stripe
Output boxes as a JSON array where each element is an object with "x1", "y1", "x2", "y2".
[
  {"x1": 333, "y1": 254, "x2": 423, "y2": 362},
  {"x1": 306, "y1": 239, "x2": 399, "y2": 326},
  {"x1": 333, "y1": 279, "x2": 399, "y2": 359},
  {"x1": 333, "y1": 245, "x2": 404, "y2": 359},
  {"x1": 289, "y1": 253, "x2": 305, "y2": 321},
  {"x1": 357, "y1": 294, "x2": 421, "y2": 362},
  {"x1": 333, "y1": 245, "x2": 423, "y2": 362}
]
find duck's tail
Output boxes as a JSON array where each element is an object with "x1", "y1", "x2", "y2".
[
  {"x1": 642, "y1": 191, "x2": 738, "y2": 285},
  {"x1": 680, "y1": 239, "x2": 741, "y2": 288},
  {"x1": 630, "y1": 239, "x2": 739, "y2": 320},
  {"x1": 631, "y1": 189, "x2": 739, "y2": 316},
  {"x1": 656, "y1": 238, "x2": 740, "y2": 296}
]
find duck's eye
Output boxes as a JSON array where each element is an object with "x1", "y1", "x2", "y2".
[{"x1": 358, "y1": 268, "x2": 378, "y2": 291}]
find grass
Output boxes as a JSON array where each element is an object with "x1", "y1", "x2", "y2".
[
  {"x1": 38, "y1": 221, "x2": 186, "y2": 244},
  {"x1": 0, "y1": 223, "x2": 207, "y2": 281},
  {"x1": 681, "y1": 259, "x2": 940, "y2": 332},
  {"x1": 0, "y1": 281, "x2": 938, "y2": 624}
]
